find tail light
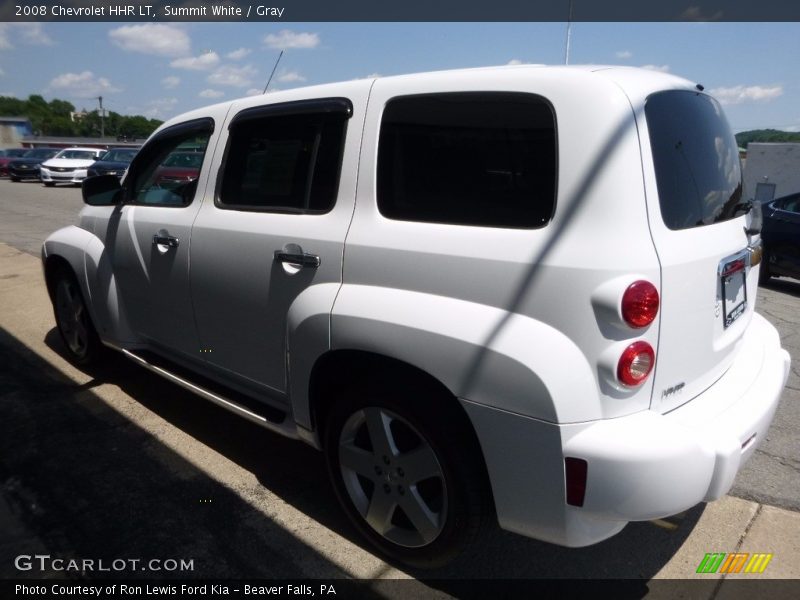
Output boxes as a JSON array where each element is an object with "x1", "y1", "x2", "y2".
[
  {"x1": 617, "y1": 341, "x2": 655, "y2": 386},
  {"x1": 621, "y1": 280, "x2": 659, "y2": 328}
]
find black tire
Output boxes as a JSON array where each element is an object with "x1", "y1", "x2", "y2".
[
  {"x1": 44, "y1": 182, "x2": 55, "y2": 187},
  {"x1": 10, "y1": 176, "x2": 19, "y2": 182},
  {"x1": 324, "y1": 380, "x2": 489, "y2": 569},
  {"x1": 51, "y1": 265, "x2": 104, "y2": 366}
]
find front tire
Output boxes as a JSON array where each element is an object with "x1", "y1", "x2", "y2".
[
  {"x1": 44, "y1": 182, "x2": 55, "y2": 187},
  {"x1": 52, "y1": 266, "x2": 104, "y2": 366},
  {"x1": 324, "y1": 382, "x2": 489, "y2": 568}
]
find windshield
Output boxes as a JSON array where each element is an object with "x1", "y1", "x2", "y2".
[
  {"x1": 100, "y1": 149, "x2": 137, "y2": 162},
  {"x1": 55, "y1": 149, "x2": 99, "y2": 160},
  {"x1": 645, "y1": 91, "x2": 743, "y2": 230},
  {"x1": 162, "y1": 152, "x2": 203, "y2": 168},
  {"x1": 5, "y1": 148, "x2": 28, "y2": 157},
  {"x1": 23, "y1": 148, "x2": 59, "y2": 159}
]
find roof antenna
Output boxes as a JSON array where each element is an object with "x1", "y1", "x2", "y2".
[
  {"x1": 263, "y1": 50, "x2": 284, "y2": 94},
  {"x1": 564, "y1": 0, "x2": 574, "y2": 65}
]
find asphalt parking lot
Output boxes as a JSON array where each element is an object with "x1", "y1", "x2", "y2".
[{"x1": 0, "y1": 179, "x2": 798, "y2": 594}]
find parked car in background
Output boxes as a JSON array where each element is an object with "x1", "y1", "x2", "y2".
[
  {"x1": 152, "y1": 150, "x2": 203, "y2": 190},
  {"x1": 760, "y1": 192, "x2": 800, "y2": 283},
  {"x1": 0, "y1": 148, "x2": 29, "y2": 177},
  {"x1": 87, "y1": 147, "x2": 139, "y2": 179},
  {"x1": 40, "y1": 147, "x2": 106, "y2": 186},
  {"x1": 7, "y1": 148, "x2": 61, "y2": 181}
]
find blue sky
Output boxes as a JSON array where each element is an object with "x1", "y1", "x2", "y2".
[{"x1": 0, "y1": 21, "x2": 798, "y2": 133}]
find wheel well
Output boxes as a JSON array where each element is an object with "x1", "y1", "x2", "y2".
[
  {"x1": 309, "y1": 350, "x2": 493, "y2": 499},
  {"x1": 43, "y1": 255, "x2": 76, "y2": 302}
]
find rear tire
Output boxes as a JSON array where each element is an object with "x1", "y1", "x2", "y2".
[
  {"x1": 44, "y1": 182, "x2": 55, "y2": 187},
  {"x1": 51, "y1": 266, "x2": 104, "y2": 367},
  {"x1": 324, "y1": 380, "x2": 489, "y2": 569}
]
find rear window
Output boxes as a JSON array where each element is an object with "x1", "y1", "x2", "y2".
[
  {"x1": 377, "y1": 93, "x2": 557, "y2": 229},
  {"x1": 645, "y1": 91, "x2": 743, "y2": 230}
]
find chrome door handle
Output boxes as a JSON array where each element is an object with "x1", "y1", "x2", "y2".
[
  {"x1": 153, "y1": 233, "x2": 179, "y2": 248},
  {"x1": 274, "y1": 250, "x2": 320, "y2": 268}
]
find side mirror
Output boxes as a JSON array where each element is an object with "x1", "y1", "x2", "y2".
[{"x1": 82, "y1": 174, "x2": 121, "y2": 206}]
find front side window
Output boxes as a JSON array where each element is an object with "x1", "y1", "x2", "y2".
[
  {"x1": 219, "y1": 108, "x2": 347, "y2": 213},
  {"x1": 125, "y1": 120, "x2": 212, "y2": 207},
  {"x1": 645, "y1": 91, "x2": 743, "y2": 230},
  {"x1": 377, "y1": 92, "x2": 557, "y2": 229}
]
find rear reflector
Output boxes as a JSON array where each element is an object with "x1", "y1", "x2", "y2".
[
  {"x1": 617, "y1": 341, "x2": 655, "y2": 386},
  {"x1": 565, "y1": 457, "x2": 588, "y2": 507}
]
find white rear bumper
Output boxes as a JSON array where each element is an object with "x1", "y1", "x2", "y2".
[{"x1": 463, "y1": 312, "x2": 790, "y2": 547}]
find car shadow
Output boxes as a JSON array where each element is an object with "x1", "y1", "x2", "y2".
[{"x1": 36, "y1": 328, "x2": 705, "y2": 585}]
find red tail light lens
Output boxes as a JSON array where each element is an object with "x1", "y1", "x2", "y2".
[
  {"x1": 621, "y1": 280, "x2": 659, "y2": 328},
  {"x1": 617, "y1": 341, "x2": 655, "y2": 386}
]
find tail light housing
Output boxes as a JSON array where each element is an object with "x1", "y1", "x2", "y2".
[
  {"x1": 617, "y1": 341, "x2": 655, "y2": 386},
  {"x1": 621, "y1": 280, "x2": 659, "y2": 328}
]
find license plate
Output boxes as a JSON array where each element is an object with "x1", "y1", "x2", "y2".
[{"x1": 721, "y1": 258, "x2": 747, "y2": 328}]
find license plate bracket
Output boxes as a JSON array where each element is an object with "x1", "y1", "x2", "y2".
[{"x1": 720, "y1": 256, "x2": 747, "y2": 328}]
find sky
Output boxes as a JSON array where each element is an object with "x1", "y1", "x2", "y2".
[{"x1": 0, "y1": 21, "x2": 798, "y2": 133}]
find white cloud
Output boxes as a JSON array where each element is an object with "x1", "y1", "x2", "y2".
[
  {"x1": 142, "y1": 97, "x2": 178, "y2": 119},
  {"x1": 161, "y1": 76, "x2": 181, "y2": 89},
  {"x1": 17, "y1": 24, "x2": 54, "y2": 46},
  {"x1": 227, "y1": 47, "x2": 251, "y2": 60},
  {"x1": 0, "y1": 23, "x2": 54, "y2": 49},
  {"x1": 0, "y1": 67, "x2": 4, "y2": 76},
  {"x1": 710, "y1": 85, "x2": 784, "y2": 106},
  {"x1": 0, "y1": 26, "x2": 10, "y2": 50},
  {"x1": 170, "y1": 52, "x2": 221, "y2": 71},
  {"x1": 263, "y1": 30, "x2": 320, "y2": 50},
  {"x1": 680, "y1": 6, "x2": 723, "y2": 21},
  {"x1": 199, "y1": 88, "x2": 225, "y2": 99},
  {"x1": 641, "y1": 64, "x2": 671, "y2": 73},
  {"x1": 245, "y1": 88, "x2": 263, "y2": 96},
  {"x1": 48, "y1": 71, "x2": 121, "y2": 98},
  {"x1": 507, "y1": 59, "x2": 523, "y2": 66},
  {"x1": 109, "y1": 24, "x2": 190, "y2": 57},
  {"x1": 616, "y1": 50, "x2": 632, "y2": 59},
  {"x1": 277, "y1": 70, "x2": 306, "y2": 83},
  {"x1": 208, "y1": 64, "x2": 258, "y2": 87}
]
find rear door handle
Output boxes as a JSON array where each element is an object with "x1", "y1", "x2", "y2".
[
  {"x1": 274, "y1": 249, "x2": 320, "y2": 268},
  {"x1": 153, "y1": 231, "x2": 179, "y2": 248}
]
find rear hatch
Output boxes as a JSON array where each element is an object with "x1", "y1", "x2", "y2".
[{"x1": 642, "y1": 90, "x2": 756, "y2": 413}]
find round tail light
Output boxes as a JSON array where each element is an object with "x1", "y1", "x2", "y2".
[
  {"x1": 621, "y1": 280, "x2": 659, "y2": 328},
  {"x1": 617, "y1": 341, "x2": 655, "y2": 387}
]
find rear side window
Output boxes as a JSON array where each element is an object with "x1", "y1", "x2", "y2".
[
  {"x1": 219, "y1": 111, "x2": 347, "y2": 213},
  {"x1": 377, "y1": 93, "x2": 557, "y2": 229},
  {"x1": 645, "y1": 91, "x2": 743, "y2": 230}
]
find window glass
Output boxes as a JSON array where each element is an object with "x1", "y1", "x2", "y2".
[
  {"x1": 645, "y1": 91, "x2": 743, "y2": 230},
  {"x1": 377, "y1": 93, "x2": 557, "y2": 229},
  {"x1": 127, "y1": 132, "x2": 210, "y2": 207},
  {"x1": 219, "y1": 113, "x2": 346, "y2": 213}
]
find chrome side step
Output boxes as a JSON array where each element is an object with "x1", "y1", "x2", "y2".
[{"x1": 122, "y1": 349, "x2": 299, "y2": 440}]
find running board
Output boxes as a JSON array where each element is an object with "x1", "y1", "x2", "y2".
[{"x1": 121, "y1": 349, "x2": 299, "y2": 440}]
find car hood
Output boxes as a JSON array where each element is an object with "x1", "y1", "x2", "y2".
[
  {"x1": 42, "y1": 158, "x2": 96, "y2": 168},
  {"x1": 10, "y1": 157, "x2": 49, "y2": 167}
]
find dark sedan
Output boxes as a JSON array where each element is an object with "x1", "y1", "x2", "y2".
[
  {"x1": 0, "y1": 148, "x2": 29, "y2": 177},
  {"x1": 760, "y1": 192, "x2": 800, "y2": 284},
  {"x1": 7, "y1": 148, "x2": 61, "y2": 181},
  {"x1": 87, "y1": 147, "x2": 138, "y2": 178}
]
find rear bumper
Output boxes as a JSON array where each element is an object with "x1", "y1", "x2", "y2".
[{"x1": 463, "y1": 312, "x2": 790, "y2": 547}]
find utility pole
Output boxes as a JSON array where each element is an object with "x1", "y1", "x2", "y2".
[{"x1": 98, "y1": 96, "x2": 105, "y2": 138}]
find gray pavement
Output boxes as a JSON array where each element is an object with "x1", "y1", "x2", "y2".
[{"x1": 0, "y1": 178, "x2": 798, "y2": 594}]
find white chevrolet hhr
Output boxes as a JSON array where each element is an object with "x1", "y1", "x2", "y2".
[{"x1": 42, "y1": 65, "x2": 791, "y2": 567}]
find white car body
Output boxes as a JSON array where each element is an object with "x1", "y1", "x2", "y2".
[
  {"x1": 40, "y1": 147, "x2": 106, "y2": 185},
  {"x1": 41, "y1": 65, "x2": 791, "y2": 563}
]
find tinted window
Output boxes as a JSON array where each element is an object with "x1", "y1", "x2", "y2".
[
  {"x1": 377, "y1": 93, "x2": 557, "y2": 229},
  {"x1": 646, "y1": 91, "x2": 743, "y2": 230},
  {"x1": 219, "y1": 113, "x2": 346, "y2": 213},
  {"x1": 126, "y1": 124, "x2": 211, "y2": 207}
]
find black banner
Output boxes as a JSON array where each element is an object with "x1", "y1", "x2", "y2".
[{"x1": 3, "y1": 0, "x2": 800, "y2": 23}]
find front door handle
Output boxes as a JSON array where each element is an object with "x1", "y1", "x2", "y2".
[
  {"x1": 153, "y1": 231, "x2": 179, "y2": 248},
  {"x1": 274, "y1": 248, "x2": 320, "y2": 268}
]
